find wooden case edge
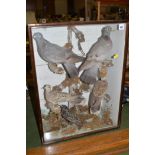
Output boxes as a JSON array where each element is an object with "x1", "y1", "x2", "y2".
[{"x1": 28, "y1": 20, "x2": 129, "y2": 144}]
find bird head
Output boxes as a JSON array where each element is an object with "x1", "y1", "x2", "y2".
[
  {"x1": 101, "y1": 26, "x2": 112, "y2": 38},
  {"x1": 58, "y1": 104, "x2": 68, "y2": 110},
  {"x1": 43, "y1": 84, "x2": 52, "y2": 91},
  {"x1": 33, "y1": 32, "x2": 43, "y2": 40}
]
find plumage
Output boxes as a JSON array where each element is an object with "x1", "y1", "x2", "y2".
[
  {"x1": 80, "y1": 66, "x2": 98, "y2": 84},
  {"x1": 88, "y1": 91, "x2": 101, "y2": 113},
  {"x1": 79, "y1": 26, "x2": 113, "y2": 84},
  {"x1": 60, "y1": 105, "x2": 82, "y2": 128},
  {"x1": 43, "y1": 85, "x2": 84, "y2": 111},
  {"x1": 88, "y1": 80, "x2": 108, "y2": 113},
  {"x1": 33, "y1": 32, "x2": 84, "y2": 77}
]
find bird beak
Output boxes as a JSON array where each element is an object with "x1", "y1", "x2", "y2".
[{"x1": 32, "y1": 34, "x2": 36, "y2": 39}]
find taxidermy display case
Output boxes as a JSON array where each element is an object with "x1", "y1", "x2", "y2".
[{"x1": 28, "y1": 21, "x2": 128, "y2": 144}]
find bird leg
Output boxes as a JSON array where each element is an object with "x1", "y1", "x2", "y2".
[{"x1": 101, "y1": 59, "x2": 114, "y2": 67}]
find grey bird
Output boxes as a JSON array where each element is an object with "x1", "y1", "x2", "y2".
[
  {"x1": 88, "y1": 80, "x2": 108, "y2": 113},
  {"x1": 79, "y1": 26, "x2": 113, "y2": 84},
  {"x1": 60, "y1": 105, "x2": 82, "y2": 129},
  {"x1": 33, "y1": 32, "x2": 84, "y2": 77}
]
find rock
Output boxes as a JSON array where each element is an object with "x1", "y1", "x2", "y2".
[
  {"x1": 102, "y1": 109, "x2": 113, "y2": 125},
  {"x1": 60, "y1": 118, "x2": 69, "y2": 128},
  {"x1": 42, "y1": 119, "x2": 52, "y2": 132}
]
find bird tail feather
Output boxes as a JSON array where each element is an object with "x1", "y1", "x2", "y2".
[
  {"x1": 88, "y1": 91, "x2": 102, "y2": 113},
  {"x1": 63, "y1": 63, "x2": 78, "y2": 78},
  {"x1": 70, "y1": 95, "x2": 85, "y2": 104}
]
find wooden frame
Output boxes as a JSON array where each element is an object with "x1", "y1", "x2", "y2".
[
  {"x1": 28, "y1": 20, "x2": 128, "y2": 144},
  {"x1": 27, "y1": 129, "x2": 129, "y2": 154}
]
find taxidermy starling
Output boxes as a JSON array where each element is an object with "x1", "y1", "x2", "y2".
[
  {"x1": 33, "y1": 32, "x2": 84, "y2": 77},
  {"x1": 60, "y1": 105, "x2": 82, "y2": 129},
  {"x1": 79, "y1": 26, "x2": 113, "y2": 84},
  {"x1": 88, "y1": 80, "x2": 108, "y2": 113}
]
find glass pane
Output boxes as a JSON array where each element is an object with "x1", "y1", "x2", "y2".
[{"x1": 31, "y1": 23, "x2": 126, "y2": 143}]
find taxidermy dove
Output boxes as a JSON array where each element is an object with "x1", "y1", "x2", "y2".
[
  {"x1": 79, "y1": 26, "x2": 113, "y2": 84},
  {"x1": 88, "y1": 80, "x2": 108, "y2": 113},
  {"x1": 33, "y1": 32, "x2": 84, "y2": 77},
  {"x1": 60, "y1": 105, "x2": 82, "y2": 129},
  {"x1": 43, "y1": 85, "x2": 84, "y2": 110}
]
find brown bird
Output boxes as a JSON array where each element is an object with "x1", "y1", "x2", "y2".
[
  {"x1": 43, "y1": 85, "x2": 84, "y2": 111},
  {"x1": 88, "y1": 80, "x2": 108, "y2": 113}
]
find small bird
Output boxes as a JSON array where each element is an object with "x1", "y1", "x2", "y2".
[
  {"x1": 43, "y1": 85, "x2": 84, "y2": 111},
  {"x1": 88, "y1": 80, "x2": 108, "y2": 113},
  {"x1": 33, "y1": 32, "x2": 84, "y2": 77},
  {"x1": 79, "y1": 26, "x2": 113, "y2": 84},
  {"x1": 60, "y1": 105, "x2": 82, "y2": 128}
]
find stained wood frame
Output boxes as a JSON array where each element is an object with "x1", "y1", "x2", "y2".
[{"x1": 28, "y1": 20, "x2": 129, "y2": 144}]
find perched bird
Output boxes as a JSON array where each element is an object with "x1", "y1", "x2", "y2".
[
  {"x1": 33, "y1": 32, "x2": 84, "y2": 77},
  {"x1": 88, "y1": 80, "x2": 108, "y2": 113},
  {"x1": 79, "y1": 26, "x2": 113, "y2": 84},
  {"x1": 60, "y1": 105, "x2": 82, "y2": 129},
  {"x1": 43, "y1": 85, "x2": 84, "y2": 111}
]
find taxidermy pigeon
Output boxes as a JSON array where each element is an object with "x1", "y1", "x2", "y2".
[
  {"x1": 79, "y1": 26, "x2": 113, "y2": 84},
  {"x1": 60, "y1": 105, "x2": 82, "y2": 129},
  {"x1": 33, "y1": 32, "x2": 84, "y2": 77},
  {"x1": 88, "y1": 80, "x2": 108, "y2": 113}
]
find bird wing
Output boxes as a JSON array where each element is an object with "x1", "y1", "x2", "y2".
[
  {"x1": 93, "y1": 80, "x2": 108, "y2": 97},
  {"x1": 63, "y1": 63, "x2": 78, "y2": 77},
  {"x1": 64, "y1": 111, "x2": 80, "y2": 124},
  {"x1": 37, "y1": 39, "x2": 84, "y2": 64},
  {"x1": 42, "y1": 39, "x2": 68, "y2": 63},
  {"x1": 79, "y1": 37, "x2": 112, "y2": 72},
  {"x1": 65, "y1": 52, "x2": 84, "y2": 64},
  {"x1": 87, "y1": 37, "x2": 112, "y2": 58},
  {"x1": 44, "y1": 90, "x2": 58, "y2": 104},
  {"x1": 88, "y1": 91, "x2": 102, "y2": 113},
  {"x1": 80, "y1": 65, "x2": 98, "y2": 84},
  {"x1": 87, "y1": 39, "x2": 103, "y2": 57}
]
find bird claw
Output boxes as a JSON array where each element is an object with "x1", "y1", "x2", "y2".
[
  {"x1": 101, "y1": 59, "x2": 114, "y2": 67},
  {"x1": 56, "y1": 67, "x2": 65, "y2": 74},
  {"x1": 48, "y1": 63, "x2": 64, "y2": 74},
  {"x1": 64, "y1": 43, "x2": 73, "y2": 50}
]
